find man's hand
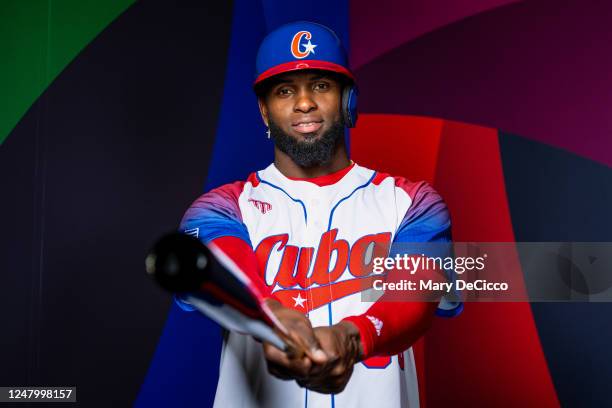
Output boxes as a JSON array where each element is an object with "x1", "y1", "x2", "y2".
[
  {"x1": 296, "y1": 321, "x2": 363, "y2": 394},
  {"x1": 262, "y1": 299, "x2": 328, "y2": 380},
  {"x1": 262, "y1": 299, "x2": 363, "y2": 393}
]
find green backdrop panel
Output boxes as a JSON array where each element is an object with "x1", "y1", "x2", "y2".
[{"x1": 0, "y1": 0, "x2": 135, "y2": 145}]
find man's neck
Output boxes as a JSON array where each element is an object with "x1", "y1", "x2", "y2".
[{"x1": 273, "y1": 144, "x2": 351, "y2": 179}]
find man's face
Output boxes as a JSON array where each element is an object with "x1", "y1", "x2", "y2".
[{"x1": 258, "y1": 70, "x2": 345, "y2": 167}]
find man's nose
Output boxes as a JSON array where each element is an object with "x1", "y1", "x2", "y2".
[{"x1": 294, "y1": 90, "x2": 317, "y2": 113}]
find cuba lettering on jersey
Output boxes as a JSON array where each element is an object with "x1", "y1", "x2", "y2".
[{"x1": 178, "y1": 162, "x2": 454, "y2": 408}]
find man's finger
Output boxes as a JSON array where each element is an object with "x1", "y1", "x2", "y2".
[
  {"x1": 267, "y1": 364, "x2": 294, "y2": 381},
  {"x1": 263, "y1": 342, "x2": 292, "y2": 367},
  {"x1": 263, "y1": 342, "x2": 313, "y2": 379},
  {"x1": 289, "y1": 325, "x2": 328, "y2": 364}
]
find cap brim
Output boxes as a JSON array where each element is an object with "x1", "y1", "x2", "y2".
[{"x1": 254, "y1": 60, "x2": 354, "y2": 86}]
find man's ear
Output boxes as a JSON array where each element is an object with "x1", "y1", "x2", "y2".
[{"x1": 257, "y1": 98, "x2": 269, "y2": 127}]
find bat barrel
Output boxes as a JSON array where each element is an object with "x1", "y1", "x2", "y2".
[
  {"x1": 146, "y1": 232, "x2": 290, "y2": 352},
  {"x1": 146, "y1": 232, "x2": 212, "y2": 293}
]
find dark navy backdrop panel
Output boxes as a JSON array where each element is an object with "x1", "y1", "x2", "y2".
[
  {"x1": 499, "y1": 132, "x2": 612, "y2": 407},
  {"x1": 0, "y1": 2, "x2": 233, "y2": 407}
]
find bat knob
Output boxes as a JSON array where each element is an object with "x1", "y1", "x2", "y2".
[{"x1": 146, "y1": 232, "x2": 211, "y2": 292}]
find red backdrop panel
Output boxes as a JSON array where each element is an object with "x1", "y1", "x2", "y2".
[{"x1": 351, "y1": 114, "x2": 559, "y2": 407}]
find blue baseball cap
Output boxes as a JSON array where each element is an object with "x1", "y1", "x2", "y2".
[{"x1": 254, "y1": 21, "x2": 354, "y2": 86}]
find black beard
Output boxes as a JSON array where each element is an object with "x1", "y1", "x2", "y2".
[{"x1": 269, "y1": 118, "x2": 345, "y2": 167}]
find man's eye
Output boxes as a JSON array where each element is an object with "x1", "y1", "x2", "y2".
[
  {"x1": 315, "y1": 82, "x2": 330, "y2": 90},
  {"x1": 277, "y1": 88, "x2": 292, "y2": 96}
]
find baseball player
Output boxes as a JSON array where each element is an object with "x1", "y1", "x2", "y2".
[{"x1": 177, "y1": 21, "x2": 461, "y2": 408}]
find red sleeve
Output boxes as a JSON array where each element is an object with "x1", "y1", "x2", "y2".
[
  {"x1": 342, "y1": 298, "x2": 436, "y2": 359},
  {"x1": 342, "y1": 256, "x2": 443, "y2": 358}
]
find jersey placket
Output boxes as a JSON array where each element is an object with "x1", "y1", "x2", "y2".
[{"x1": 303, "y1": 184, "x2": 330, "y2": 325}]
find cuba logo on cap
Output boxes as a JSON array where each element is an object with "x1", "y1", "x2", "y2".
[{"x1": 291, "y1": 31, "x2": 317, "y2": 59}]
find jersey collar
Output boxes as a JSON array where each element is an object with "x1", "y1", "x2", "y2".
[
  {"x1": 257, "y1": 161, "x2": 375, "y2": 202},
  {"x1": 283, "y1": 162, "x2": 356, "y2": 187}
]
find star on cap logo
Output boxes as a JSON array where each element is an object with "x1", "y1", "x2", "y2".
[{"x1": 291, "y1": 31, "x2": 317, "y2": 59}]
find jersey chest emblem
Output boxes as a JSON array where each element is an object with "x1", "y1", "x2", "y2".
[{"x1": 255, "y1": 228, "x2": 392, "y2": 311}]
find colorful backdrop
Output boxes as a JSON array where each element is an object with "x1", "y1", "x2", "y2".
[{"x1": 2, "y1": 1, "x2": 611, "y2": 407}]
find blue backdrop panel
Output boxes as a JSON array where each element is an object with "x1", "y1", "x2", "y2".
[{"x1": 136, "y1": 1, "x2": 348, "y2": 406}]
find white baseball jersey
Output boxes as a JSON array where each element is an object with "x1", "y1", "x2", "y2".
[{"x1": 178, "y1": 162, "x2": 456, "y2": 408}]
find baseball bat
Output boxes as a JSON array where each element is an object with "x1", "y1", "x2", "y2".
[{"x1": 145, "y1": 232, "x2": 309, "y2": 357}]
